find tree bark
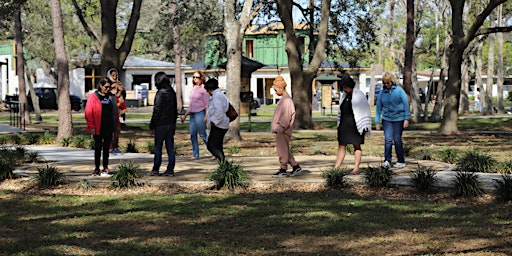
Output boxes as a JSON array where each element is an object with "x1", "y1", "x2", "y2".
[
  {"x1": 484, "y1": 10, "x2": 495, "y2": 115},
  {"x1": 496, "y1": 5, "x2": 504, "y2": 112},
  {"x1": 170, "y1": 1, "x2": 183, "y2": 112},
  {"x1": 14, "y1": 8, "x2": 30, "y2": 124},
  {"x1": 50, "y1": 0, "x2": 73, "y2": 141}
]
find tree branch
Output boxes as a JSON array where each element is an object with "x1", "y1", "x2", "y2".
[{"x1": 475, "y1": 25, "x2": 512, "y2": 36}]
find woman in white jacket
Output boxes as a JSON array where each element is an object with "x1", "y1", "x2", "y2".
[
  {"x1": 334, "y1": 74, "x2": 372, "y2": 174},
  {"x1": 204, "y1": 78, "x2": 230, "y2": 161}
]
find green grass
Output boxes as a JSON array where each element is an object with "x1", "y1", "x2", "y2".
[{"x1": 0, "y1": 190, "x2": 510, "y2": 255}]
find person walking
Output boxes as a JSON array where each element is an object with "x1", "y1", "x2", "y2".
[
  {"x1": 85, "y1": 78, "x2": 118, "y2": 176},
  {"x1": 334, "y1": 74, "x2": 372, "y2": 175},
  {"x1": 270, "y1": 75, "x2": 302, "y2": 177},
  {"x1": 149, "y1": 72, "x2": 178, "y2": 176},
  {"x1": 181, "y1": 70, "x2": 209, "y2": 160},
  {"x1": 203, "y1": 78, "x2": 229, "y2": 161},
  {"x1": 107, "y1": 68, "x2": 126, "y2": 154},
  {"x1": 474, "y1": 87, "x2": 482, "y2": 113},
  {"x1": 375, "y1": 72, "x2": 410, "y2": 169}
]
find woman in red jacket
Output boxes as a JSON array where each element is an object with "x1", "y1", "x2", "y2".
[{"x1": 85, "y1": 78, "x2": 118, "y2": 176}]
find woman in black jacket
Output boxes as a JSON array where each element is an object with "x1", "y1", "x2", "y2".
[{"x1": 149, "y1": 72, "x2": 178, "y2": 176}]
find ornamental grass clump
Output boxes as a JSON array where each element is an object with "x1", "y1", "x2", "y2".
[
  {"x1": 496, "y1": 160, "x2": 512, "y2": 174},
  {"x1": 36, "y1": 164, "x2": 63, "y2": 188},
  {"x1": 410, "y1": 166, "x2": 437, "y2": 192},
  {"x1": 452, "y1": 171, "x2": 484, "y2": 198},
  {"x1": 111, "y1": 161, "x2": 144, "y2": 188},
  {"x1": 456, "y1": 150, "x2": 496, "y2": 173},
  {"x1": 321, "y1": 167, "x2": 348, "y2": 189},
  {"x1": 365, "y1": 165, "x2": 394, "y2": 188},
  {"x1": 494, "y1": 175, "x2": 512, "y2": 202},
  {"x1": 0, "y1": 147, "x2": 20, "y2": 180},
  {"x1": 208, "y1": 160, "x2": 250, "y2": 190},
  {"x1": 437, "y1": 148, "x2": 460, "y2": 164}
]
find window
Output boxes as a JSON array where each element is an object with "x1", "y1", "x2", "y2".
[{"x1": 245, "y1": 40, "x2": 254, "y2": 58}]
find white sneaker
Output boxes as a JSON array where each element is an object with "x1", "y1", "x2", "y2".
[
  {"x1": 382, "y1": 161, "x2": 391, "y2": 168},
  {"x1": 393, "y1": 162, "x2": 407, "y2": 168}
]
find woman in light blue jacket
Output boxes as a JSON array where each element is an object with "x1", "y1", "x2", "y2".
[{"x1": 375, "y1": 72, "x2": 410, "y2": 169}]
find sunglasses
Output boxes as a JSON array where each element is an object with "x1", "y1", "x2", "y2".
[{"x1": 193, "y1": 76, "x2": 201, "y2": 79}]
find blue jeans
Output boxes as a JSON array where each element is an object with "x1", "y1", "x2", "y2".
[
  {"x1": 382, "y1": 120, "x2": 405, "y2": 163},
  {"x1": 189, "y1": 110, "x2": 208, "y2": 158},
  {"x1": 152, "y1": 124, "x2": 176, "y2": 173}
]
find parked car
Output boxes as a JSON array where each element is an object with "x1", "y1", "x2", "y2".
[{"x1": 28, "y1": 87, "x2": 82, "y2": 111}]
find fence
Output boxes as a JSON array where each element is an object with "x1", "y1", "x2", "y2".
[{"x1": 5, "y1": 100, "x2": 26, "y2": 130}]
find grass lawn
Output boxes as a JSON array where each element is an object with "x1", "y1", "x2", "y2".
[
  {"x1": 1, "y1": 107, "x2": 512, "y2": 255},
  {"x1": 1, "y1": 182, "x2": 511, "y2": 256}
]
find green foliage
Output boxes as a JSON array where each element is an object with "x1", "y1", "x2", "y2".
[
  {"x1": 321, "y1": 167, "x2": 348, "y2": 189},
  {"x1": 27, "y1": 151, "x2": 40, "y2": 163},
  {"x1": 0, "y1": 147, "x2": 20, "y2": 180},
  {"x1": 415, "y1": 148, "x2": 433, "y2": 160},
  {"x1": 60, "y1": 136, "x2": 72, "y2": 147},
  {"x1": 111, "y1": 161, "x2": 144, "y2": 188},
  {"x1": 0, "y1": 134, "x2": 8, "y2": 144},
  {"x1": 456, "y1": 150, "x2": 496, "y2": 173},
  {"x1": 494, "y1": 175, "x2": 512, "y2": 202},
  {"x1": 452, "y1": 171, "x2": 484, "y2": 198},
  {"x1": 79, "y1": 179, "x2": 94, "y2": 190},
  {"x1": 207, "y1": 160, "x2": 250, "y2": 190},
  {"x1": 410, "y1": 166, "x2": 437, "y2": 192},
  {"x1": 88, "y1": 138, "x2": 95, "y2": 150},
  {"x1": 144, "y1": 140, "x2": 155, "y2": 154},
  {"x1": 496, "y1": 161, "x2": 512, "y2": 174},
  {"x1": 364, "y1": 165, "x2": 394, "y2": 188},
  {"x1": 26, "y1": 133, "x2": 40, "y2": 144},
  {"x1": 126, "y1": 140, "x2": 138, "y2": 153},
  {"x1": 346, "y1": 144, "x2": 354, "y2": 155},
  {"x1": 36, "y1": 164, "x2": 63, "y2": 188},
  {"x1": 14, "y1": 145, "x2": 26, "y2": 158},
  {"x1": 39, "y1": 131, "x2": 56, "y2": 145},
  {"x1": 227, "y1": 145, "x2": 240, "y2": 154},
  {"x1": 437, "y1": 148, "x2": 460, "y2": 164},
  {"x1": 13, "y1": 133, "x2": 26, "y2": 145},
  {"x1": 72, "y1": 135, "x2": 88, "y2": 149}
]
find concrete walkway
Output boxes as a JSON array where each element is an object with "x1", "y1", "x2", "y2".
[{"x1": 14, "y1": 145, "x2": 504, "y2": 191}]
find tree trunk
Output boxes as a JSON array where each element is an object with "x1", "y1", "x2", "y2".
[
  {"x1": 403, "y1": 0, "x2": 414, "y2": 102},
  {"x1": 460, "y1": 53, "x2": 470, "y2": 113},
  {"x1": 476, "y1": 40, "x2": 483, "y2": 113},
  {"x1": 170, "y1": 1, "x2": 183, "y2": 112},
  {"x1": 276, "y1": 0, "x2": 329, "y2": 129},
  {"x1": 484, "y1": 10, "x2": 495, "y2": 115},
  {"x1": 14, "y1": 9, "x2": 30, "y2": 124},
  {"x1": 25, "y1": 66, "x2": 42, "y2": 123},
  {"x1": 496, "y1": 5, "x2": 504, "y2": 112},
  {"x1": 50, "y1": 0, "x2": 73, "y2": 141},
  {"x1": 100, "y1": 0, "x2": 142, "y2": 75}
]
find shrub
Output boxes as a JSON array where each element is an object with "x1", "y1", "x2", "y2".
[
  {"x1": 36, "y1": 164, "x2": 63, "y2": 187},
  {"x1": 415, "y1": 148, "x2": 434, "y2": 160},
  {"x1": 0, "y1": 134, "x2": 8, "y2": 144},
  {"x1": 79, "y1": 179, "x2": 94, "y2": 190},
  {"x1": 88, "y1": 138, "x2": 95, "y2": 150},
  {"x1": 13, "y1": 133, "x2": 26, "y2": 145},
  {"x1": 208, "y1": 160, "x2": 250, "y2": 190},
  {"x1": 27, "y1": 151, "x2": 40, "y2": 163},
  {"x1": 125, "y1": 140, "x2": 138, "y2": 153},
  {"x1": 410, "y1": 166, "x2": 437, "y2": 192},
  {"x1": 111, "y1": 161, "x2": 144, "y2": 188},
  {"x1": 227, "y1": 145, "x2": 241, "y2": 154},
  {"x1": 456, "y1": 150, "x2": 496, "y2": 173},
  {"x1": 321, "y1": 167, "x2": 348, "y2": 189},
  {"x1": 72, "y1": 135, "x2": 88, "y2": 149},
  {"x1": 0, "y1": 148, "x2": 19, "y2": 180},
  {"x1": 26, "y1": 133, "x2": 40, "y2": 145},
  {"x1": 452, "y1": 171, "x2": 484, "y2": 197},
  {"x1": 365, "y1": 165, "x2": 394, "y2": 188},
  {"x1": 14, "y1": 146, "x2": 26, "y2": 158},
  {"x1": 144, "y1": 140, "x2": 155, "y2": 154},
  {"x1": 39, "y1": 131, "x2": 56, "y2": 145},
  {"x1": 494, "y1": 175, "x2": 512, "y2": 202},
  {"x1": 437, "y1": 148, "x2": 460, "y2": 164},
  {"x1": 60, "y1": 136, "x2": 72, "y2": 147},
  {"x1": 496, "y1": 161, "x2": 512, "y2": 174}
]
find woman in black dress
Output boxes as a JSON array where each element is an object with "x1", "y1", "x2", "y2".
[{"x1": 334, "y1": 74, "x2": 372, "y2": 174}]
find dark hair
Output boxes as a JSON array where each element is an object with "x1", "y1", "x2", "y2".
[
  {"x1": 97, "y1": 78, "x2": 109, "y2": 88},
  {"x1": 204, "y1": 78, "x2": 219, "y2": 91},
  {"x1": 155, "y1": 72, "x2": 170, "y2": 89},
  {"x1": 340, "y1": 74, "x2": 355, "y2": 89}
]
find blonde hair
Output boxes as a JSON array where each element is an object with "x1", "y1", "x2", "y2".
[{"x1": 382, "y1": 72, "x2": 397, "y2": 85}]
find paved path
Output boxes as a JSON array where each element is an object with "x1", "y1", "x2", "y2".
[{"x1": 14, "y1": 145, "x2": 504, "y2": 191}]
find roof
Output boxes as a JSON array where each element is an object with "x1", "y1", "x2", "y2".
[{"x1": 123, "y1": 56, "x2": 176, "y2": 69}]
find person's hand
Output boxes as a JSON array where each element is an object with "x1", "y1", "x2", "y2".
[
  {"x1": 181, "y1": 116, "x2": 185, "y2": 124},
  {"x1": 375, "y1": 124, "x2": 381, "y2": 131},
  {"x1": 403, "y1": 120, "x2": 409, "y2": 128},
  {"x1": 204, "y1": 116, "x2": 208, "y2": 124},
  {"x1": 210, "y1": 121, "x2": 214, "y2": 127}
]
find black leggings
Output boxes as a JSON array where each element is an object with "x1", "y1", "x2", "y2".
[
  {"x1": 94, "y1": 132, "x2": 113, "y2": 170},
  {"x1": 207, "y1": 125, "x2": 228, "y2": 161}
]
